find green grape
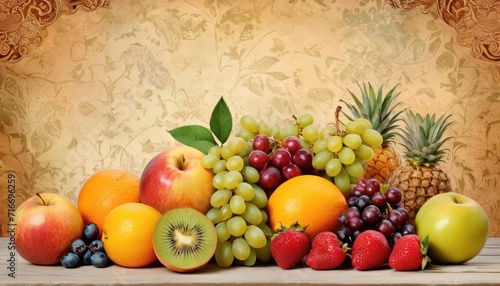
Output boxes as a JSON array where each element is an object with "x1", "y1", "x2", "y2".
[
  {"x1": 345, "y1": 120, "x2": 363, "y2": 135},
  {"x1": 320, "y1": 124, "x2": 337, "y2": 139},
  {"x1": 345, "y1": 159, "x2": 364, "y2": 178},
  {"x1": 302, "y1": 125, "x2": 319, "y2": 143},
  {"x1": 343, "y1": 133, "x2": 362, "y2": 150},
  {"x1": 327, "y1": 136, "x2": 343, "y2": 153},
  {"x1": 354, "y1": 118, "x2": 373, "y2": 131},
  {"x1": 237, "y1": 128, "x2": 256, "y2": 141},
  {"x1": 280, "y1": 124, "x2": 299, "y2": 140},
  {"x1": 312, "y1": 138, "x2": 329, "y2": 153},
  {"x1": 241, "y1": 202, "x2": 263, "y2": 225},
  {"x1": 221, "y1": 146, "x2": 235, "y2": 160},
  {"x1": 232, "y1": 237, "x2": 251, "y2": 261},
  {"x1": 226, "y1": 216, "x2": 247, "y2": 237},
  {"x1": 213, "y1": 171, "x2": 228, "y2": 189},
  {"x1": 213, "y1": 160, "x2": 227, "y2": 174},
  {"x1": 201, "y1": 154, "x2": 219, "y2": 169},
  {"x1": 258, "y1": 120, "x2": 270, "y2": 135},
  {"x1": 249, "y1": 184, "x2": 268, "y2": 209},
  {"x1": 219, "y1": 203, "x2": 233, "y2": 221},
  {"x1": 235, "y1": 182, "x2": 255, "y2": 201},
  {"x1": 361, "y1": 128, "x2": 383, "y2": 148},
  {"x1": 239, "y1": 141, "x2": 253, "y2": 158},
  {"x1": 333, "y1": 167, "x2": 351, "y2": 194},
  {"x1": 215, "y1": 241, "x2": 234, "y2": 268},
  {"x1": 226, "y1": 156, "x2": 244, "y2": 172},
  {"x1": 227, "y1": 137, "x2": 247, "y2": 154},
  {"x1": 229, "y1": 195, "x2": 246, "y2": 214},
  {"x1": 210, "y1": 189, "x2": 232, "y2": 208},
  {"x1": 260, "y1": 210, "x2": 268, "y2": 224},
  {"x1": 312, "y1": 150, "x2": 335, "y2": 170},
  {"x1": 257, "y1": 222, "x2": 273, "y2": 238},
  {"x1": 244, "y1": 225, "x2": 267, "y2": 249},
  {"x1": 269, "y1": 124, "x2": 280, "y2": 139},
  {"x1": 242, "y1": 166, "x2": 259, "y2": 183},
  {"x1": 243, "y1": 248, "x2": 257, "y2": 266},
  {"x1": 297, "y1": 113, "x2": 314, "y2": 128},
  {"x1": 325, "y1": 158, "x2": 342, "y2": 177},
  {"x1": 208, "y1": 145, "x2": 222, "y2": 157},
  {"x1": 223, "y1": 170, "x2": 243, "y2": 190},
  {"x1": 338, "y1": 147, "x2": 356, "y2": 165},
  {"x1": 254, "y1": 239, "x2": 271, "y2": 262},
  {"x1": 354, "y1": 144, "x2": 374, "y2": 161},
  {"x1": 207, "y1": 207, "x2": 222, "y2": 224},
  {"x1": 216, "y1": 221, "x2": 231, "y2": 242},
  {"x1": 241, "y1": 115, "x2": 259, "y2": 133}
]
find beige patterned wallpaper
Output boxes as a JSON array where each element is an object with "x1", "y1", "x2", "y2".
[{"x1": 1, "y1": 0, "x2": 499, "y2": 237}]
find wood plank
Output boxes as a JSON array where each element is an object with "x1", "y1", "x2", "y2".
[{"x1": 1, "y1": 238, "x2": 500, "y2": 285}]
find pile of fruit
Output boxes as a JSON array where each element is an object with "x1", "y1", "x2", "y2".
[{"x1": 13, "y1": 83, "x2": 490, "y2": 274}]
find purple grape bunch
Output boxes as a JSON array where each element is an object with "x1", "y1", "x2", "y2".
[
  {"x1": 248, "y1": 135, "x2": 313, "y2": 192},
  {"x1": 336, "y1": 178, "x2": 415, "y2": 248}
]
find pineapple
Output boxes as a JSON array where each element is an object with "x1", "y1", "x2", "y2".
[
  {"x1": 342, "y1": 82, "x2": 405, "y2": 184},
  {"x1": 389, "y1": 110, "x2": 453, "y2": 219}
]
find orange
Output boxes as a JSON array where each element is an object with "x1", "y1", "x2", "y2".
[
  {"x1": 102, "y1": 202, "x2": 162, "y2": 268},
  {"x1": 77, "y1": 169, "x2": 141, "y2": 237},
  {"x1": 266, "y1": 175, "x2": 348, "y2": 242}
]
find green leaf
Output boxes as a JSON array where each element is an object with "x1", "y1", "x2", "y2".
[
  {"x1": 167, "y1": 125, "x2": 217, "y2": 154},
  {"x1": 209, "y1": 97, "x2": 232, "y2": 145}
]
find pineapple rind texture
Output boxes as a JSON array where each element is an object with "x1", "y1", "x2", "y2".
[
  {"x1": 390, "y1": 165, "x2": 452, "y2": 219},
  {"x1": 364, "y1": 145, "x2": 399, "y2": 184}
]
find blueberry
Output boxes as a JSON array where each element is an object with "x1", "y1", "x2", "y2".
[
  {"x1": 83, "y1": 223, "x2": 99, "y2": 243},
  {"x1": 71, "y1": 239, "x2": 87, "y2": 255},
  {"x1": 90, "y1": 251, "x2": 108, "y2": 268},
  {"x1": 89, "y1": 240, "x2": 104, "y2": 252},
  {"x1": 81, "y1": 249, "x2": 93, "y2": 265},
  {"x1": 61, "y1": 252, "x2": 80, "y2": 268}
]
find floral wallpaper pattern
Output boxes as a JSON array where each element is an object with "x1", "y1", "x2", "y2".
[{"x1": 1, "y1": 0, "x2": 499, "y2": 237}]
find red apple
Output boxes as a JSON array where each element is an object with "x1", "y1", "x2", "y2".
[
  {"x1": 140, "y1": 145, "x2": 215, "y2": 214},
  {"x1": 15, "y1": 193, "x2": 84, "y2": 265}
]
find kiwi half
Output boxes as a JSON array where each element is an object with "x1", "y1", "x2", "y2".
[{"x1": 152, "y1": 207, "x2": 217, "y2": 272}]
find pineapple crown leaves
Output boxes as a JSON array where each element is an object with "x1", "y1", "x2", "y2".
[
  {"x1": 399, "y1": 110, "x2": 453, "y2": 167},
  {"x1": 167, "y1": 97, "x2": 233, "y2": 154},
  {"x1": 341, "y1": 82, "x2": 406, "y2": 147}
]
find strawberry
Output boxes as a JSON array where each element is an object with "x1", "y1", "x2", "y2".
[
  {"x1": 306, "y1": 231, "x2": 349, "y2": 270},
  {"x1": 270, "y1": 222, "x2": 310, "y2": 270},
  {"x1": 351, "y1": 230, "x2": 391, "y2": 271},
  {"x1": 389, "y1": 234, "x2": 430, "y2": 271}
]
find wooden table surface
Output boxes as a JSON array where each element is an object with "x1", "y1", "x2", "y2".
[{"x1": 1, "y1": 237, "x2": 499, "y2": 286}]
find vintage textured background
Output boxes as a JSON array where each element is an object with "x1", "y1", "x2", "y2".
[{"x1": 1, "y1": 0, "x2": 499, "y2": 237}]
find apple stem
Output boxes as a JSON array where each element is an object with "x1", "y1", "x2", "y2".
[{"x1": 36, "y1": 193, "x2": 47, "y2": 206}]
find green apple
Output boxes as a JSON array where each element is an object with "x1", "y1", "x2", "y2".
[{"x1": 414, "y1": 192, "x2": 489, "y2": 264}]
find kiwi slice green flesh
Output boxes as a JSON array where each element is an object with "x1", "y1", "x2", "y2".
[{"x1": 153, "y1": 207, "x2": 217, "y2": 272}]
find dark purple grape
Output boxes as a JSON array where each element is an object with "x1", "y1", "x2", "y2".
[
  {"x1": 347, "y1": 196, "x2": 358, "y2": 207},
  {"x1": 390, "y1": 232, "x2": 403, "y2": 246},
  {"x1": 258, "y1": 166, "x2": 282, "y2": 190},
  {"x1": 356, "y1": 178, "x2": 367, "y2": 187},
  {"x1": 283, "y1": 136, "x2": 302, "y2": 154},
  {"x1": 252, "y1": 134, "x2": 271, "y2": 152},
  {"x1": 282, "y1": 163, "x2": 302, "y2": 180},
  {"x1": 385, "y1": 187, "x2": 402, "y2": 204},
  {"x1": 338, "y1": 212, "x2": 348, "y2": 224},
  {"x1": 401, "y1": 224, "x2": 416, "y2": 236},
  {"x1": 355, "y1": 195, "x2": 372, "y2": 211},
  {"x1": 346, "y1": 206, "x2": 361, "y2": 219},
  {"x1": 377, "y1": 219, "x2": 396, "y2": 237},
  {"x1": 292, "y1": 148, "x2": 313, "y2": 169},
  {"x1": 337, "y1": 225, "x2": 353, "y2": 243},
  {"x1": 352, "y1": 185, "x2": 366, "y2": 197},
  {"x1": 370, "y1": 193, "x2": 386, "y2": 207},
  {"x1": 388, "y1": 209, "x2": 405, "y2": 228},
  {"x1": 361, "y1": 205, "x2": 382, "y2": 225},
  {"x1": 248, "y1": 150, "x2": 270, "y2": 170},
  {"x1": 347, "y1": 217, "x2": 364, "y2": 231},
  {"x1": 271, "y1": 148, "x2": 292, "y2": 169},
  {"x1": 397, "y1": 207, "x2": 410, "y2": 222},
  {"x1": 364, "y1": 179, "x2": 381, "y2": 196}
]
